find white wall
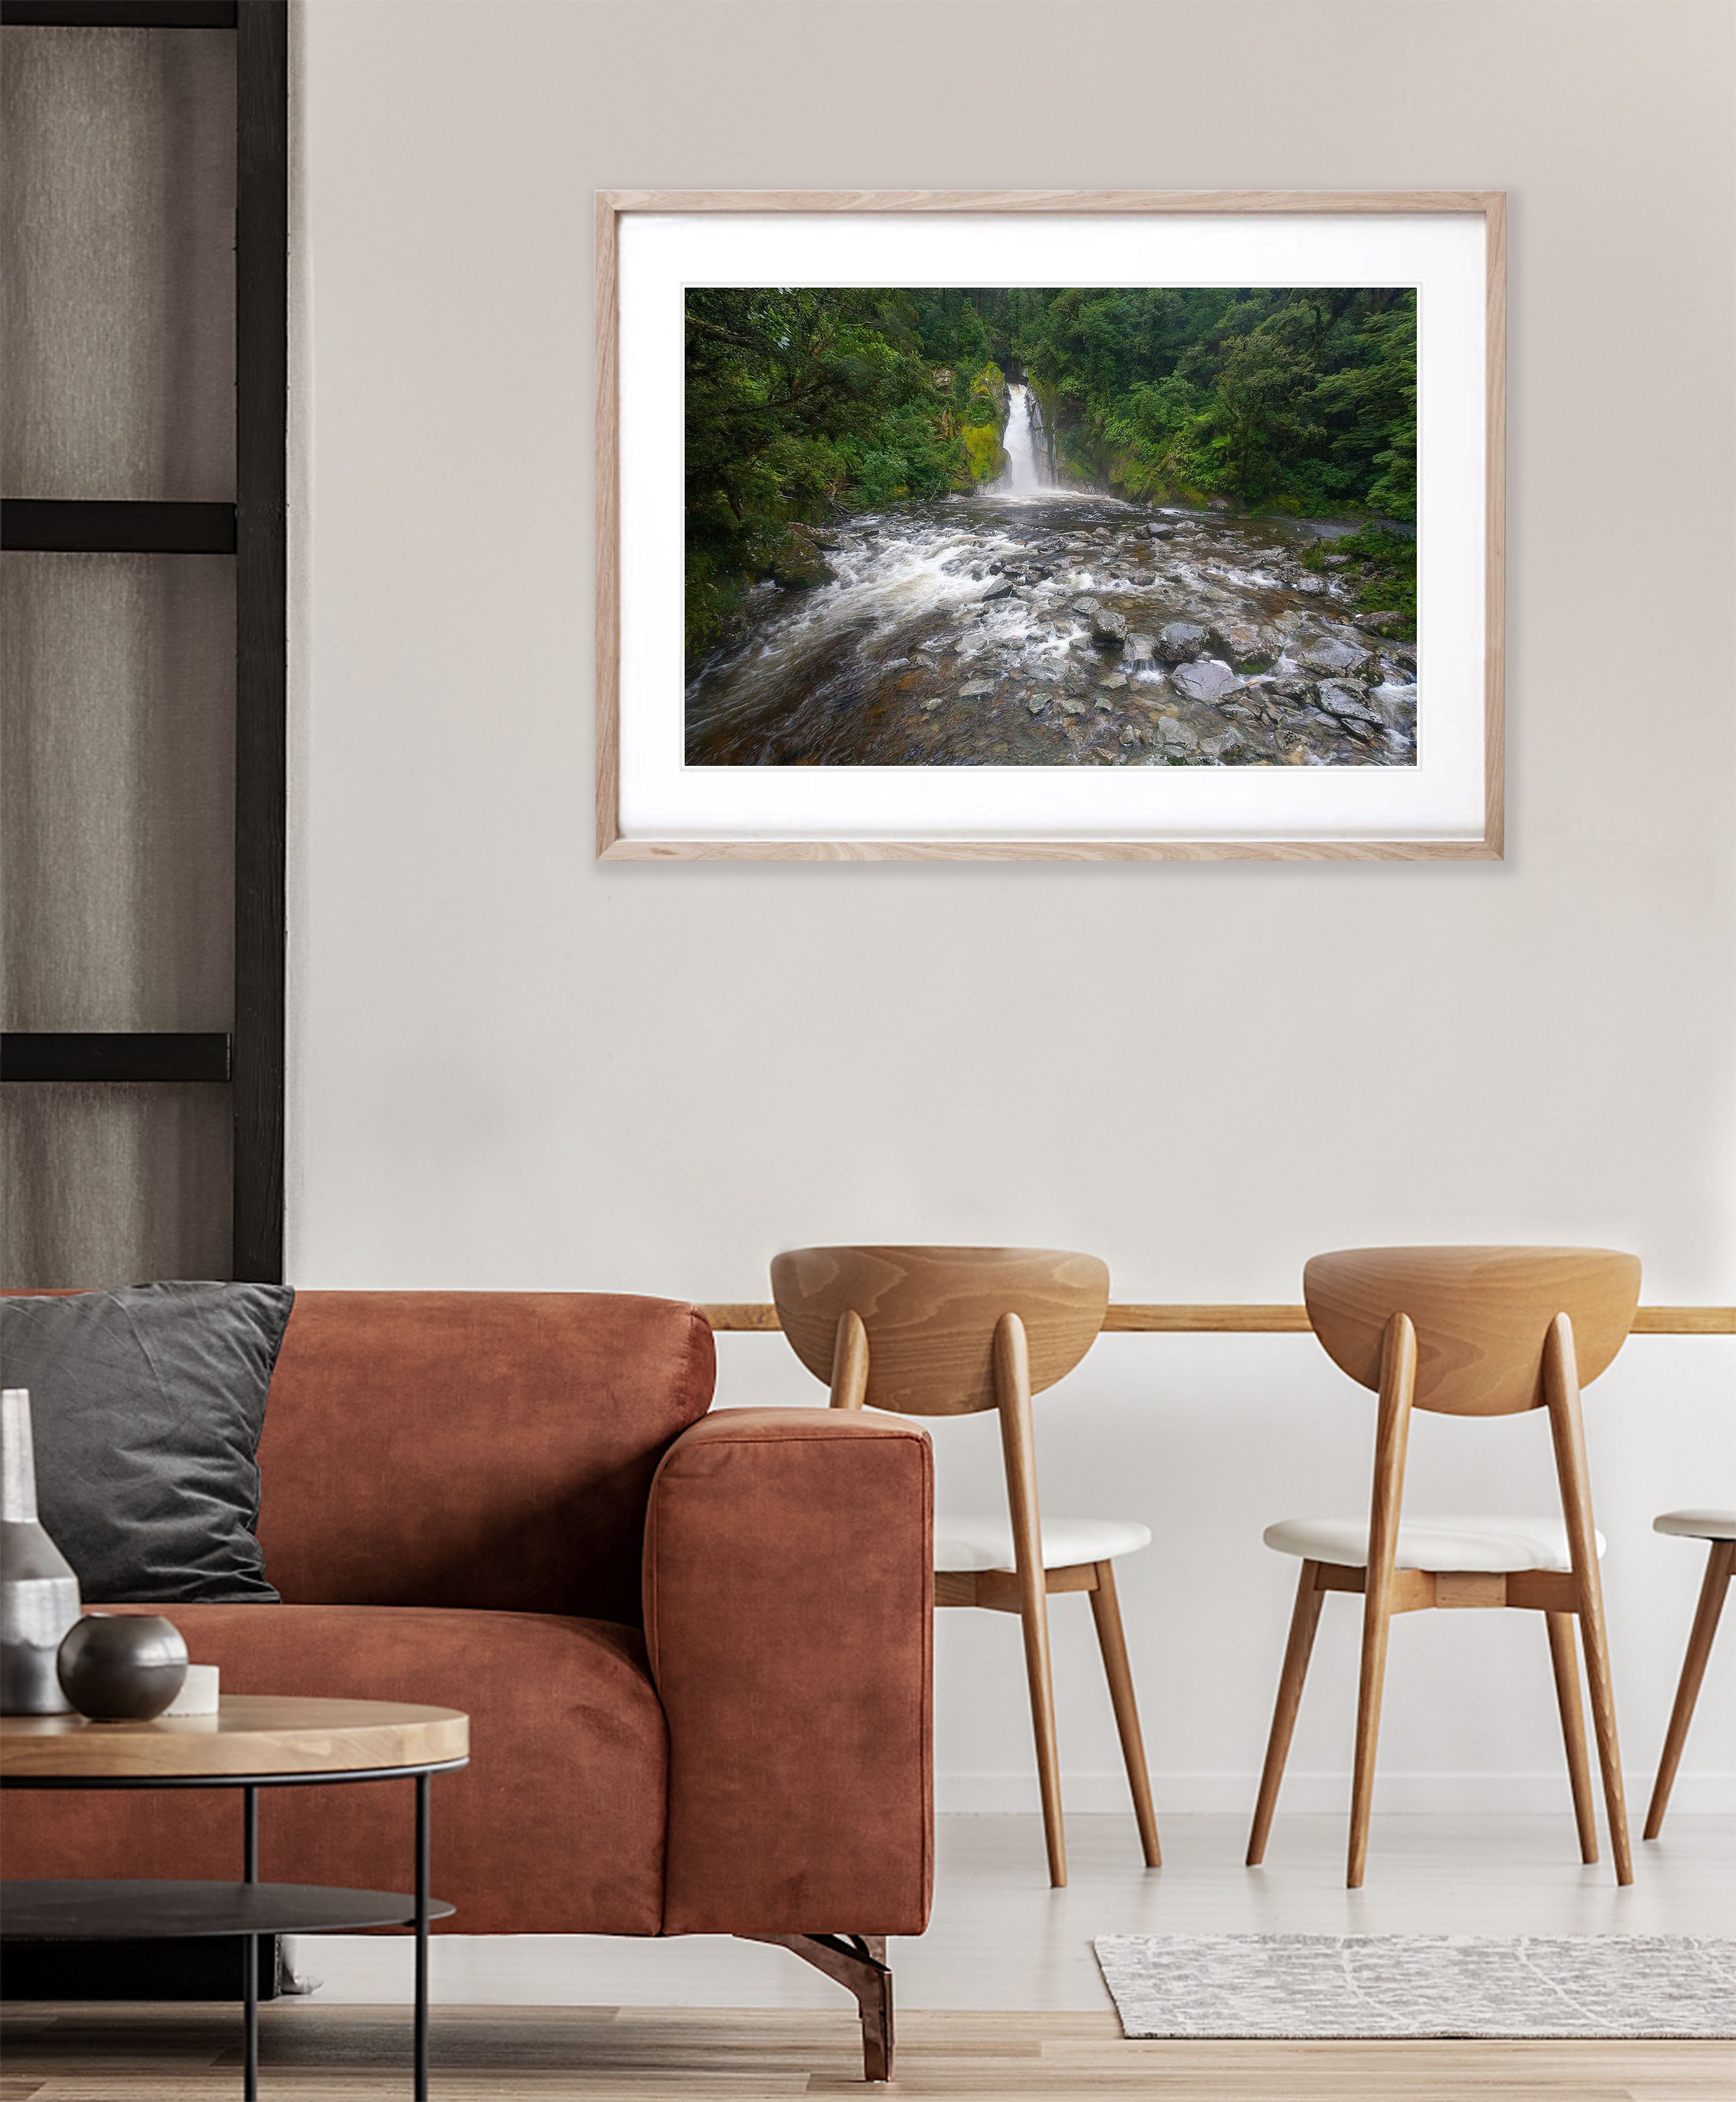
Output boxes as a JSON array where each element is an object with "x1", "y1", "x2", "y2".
[{"x1": 290, "y1": 0, "x2": 1735, "y2": 1814}]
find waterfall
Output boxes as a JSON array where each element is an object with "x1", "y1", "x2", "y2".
[{"x1": 998, "y1": 382, "x2": 1051, "y2": 492}]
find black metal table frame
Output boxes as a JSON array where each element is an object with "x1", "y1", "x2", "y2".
[{"x1": 3, "y1": 1758, "x2": 468, "y2": 2100}]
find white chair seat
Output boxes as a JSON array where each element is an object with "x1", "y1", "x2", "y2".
[
  {"x1": 1262, "y1": 1515, "x2": 1605, "y2": 1574},
  {"x1": 1654, "y1": 1508, "x2": 1736, "y2": 1542},
  {"x1": 934, "y1": 1513, "x2": 1152, "y2": 1574}
]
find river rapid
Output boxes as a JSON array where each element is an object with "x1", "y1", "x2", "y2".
[{"x1": 685, "y1": 400, "x2": 1417, "y2": 770}]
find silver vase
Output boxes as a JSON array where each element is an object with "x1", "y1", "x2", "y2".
[{"x1": 1, "y1": 1387, "x2": 81, "y2": 1714}]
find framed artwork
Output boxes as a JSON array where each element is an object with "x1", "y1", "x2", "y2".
[{"x1": 596, "y1": 190, "x2": 1504, "y2": 861}]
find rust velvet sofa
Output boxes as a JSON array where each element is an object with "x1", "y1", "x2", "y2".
[{"x1": 4, "y1": 1291, "x2": 934, "y2": 2077}]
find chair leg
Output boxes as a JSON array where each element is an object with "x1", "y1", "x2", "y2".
[
  {"x1": 1545, "y1": 1609, "x2": 1598, "y2": 1864},
  {"x1": 1347, "y1": 1313, "x2": 1415, "y2": 1891},
  {"x1": 1347, "y1": 1579, "x2": 1394, "y2": 1889},
  {"x1": 1645, "y1": 1538, "x2": 1734, "y2": 1841},
  {"x1": 1088, "y1": 1560, "x2": 1160, "y2": 1867},
  {"x1": 995, "y1": 1310, "x2": 1067, "y2": 1889},
  {"x1": 1018, "y1": 1584, "x2": 1067, "y2": 1888},
  {"x1": 1543, "y1": 1315, "x2": 1631, "y2": 1886},
  {"x1": 1576, "y1": 1596, "x2": 1633, "y2": 1885},
  {"x1": 1247, "y1": 1559, "x2": 1325, "y2": 1866}
]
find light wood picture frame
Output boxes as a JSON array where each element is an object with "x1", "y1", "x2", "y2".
[{"x1": 596, "y1": 190, "x2": 1505, "y2": 862}]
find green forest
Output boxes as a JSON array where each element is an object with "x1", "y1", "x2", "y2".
[{"x1": 685, "y1": 286, "x2": 1417, "y2": 665}]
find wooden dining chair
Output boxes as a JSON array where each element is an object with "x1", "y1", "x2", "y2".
[
  {"x1": 770, "y1": 1245, "x2": 1160, "y2": 1888},
  {"x1": 1643, "y1": 1508, "x2": 1735, "y2": 1839},
  {"x1": 1246, "y1": 1246, "x2": 1642, "y2": 1889}
]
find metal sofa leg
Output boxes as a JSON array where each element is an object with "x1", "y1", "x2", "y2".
[{"x1": 743, "y1": 1933, "x2": 894, "y2": 2081}]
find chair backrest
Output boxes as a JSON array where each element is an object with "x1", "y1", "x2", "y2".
[
  {"x1": 1304, "y1": 1246, "x2": 1641, "y2": 1416},
  {"x1": 771, "y1": 1246, "x2": 1109, "y2": 1415}
]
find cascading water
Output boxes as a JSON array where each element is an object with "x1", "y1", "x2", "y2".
[
  {"x1": 683, "y1": 488, "x2": 1417, "y2": 769},
  {"x1": 997, "y1": 381, "x2": 1050, "y2": 492}
]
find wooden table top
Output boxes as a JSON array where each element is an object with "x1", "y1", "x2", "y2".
[{"x1": 0, "y1": 1695, "x2": 468, "y2": 1782}]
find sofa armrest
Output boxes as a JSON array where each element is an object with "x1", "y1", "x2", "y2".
[{"x1": 643, "y1": 1406, "x2": 933, "y2": 1937}]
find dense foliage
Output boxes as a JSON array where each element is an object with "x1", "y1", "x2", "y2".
[
  {"x1": 1299, "y1": 525, "x2": 1418, "y2": 634},
  {"x1": 685, "y1": 285, "x2": 1416, "y2": 663}
]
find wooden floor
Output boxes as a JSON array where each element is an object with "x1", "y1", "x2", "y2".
[
  {"x1": 2, "y1": 2002, "x2": 1732, "y2": 2098},
  {"x1": 9, "y1": 1820, "x2": 1733, "y2": 2095},
  {"x1": 295, "y1": 1813, "x2": 1736, "y2": 2011}
]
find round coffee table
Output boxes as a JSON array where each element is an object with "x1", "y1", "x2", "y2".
[{"x1": 1, "y1": 1694, "x2": 469, "y2": 2100}]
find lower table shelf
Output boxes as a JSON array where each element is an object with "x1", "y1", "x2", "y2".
[{"x1": 1, "y1": 1879, "x2": 455, "y2": 1941}]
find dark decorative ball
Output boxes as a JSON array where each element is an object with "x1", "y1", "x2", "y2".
[{"x1": 57, "y1": 1613, "x2": 188, "y2": 1722}]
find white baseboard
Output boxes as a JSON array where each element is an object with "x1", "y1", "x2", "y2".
[{"x1": 936, "y1": 1769, "x2": 1736, "y2": 1816}]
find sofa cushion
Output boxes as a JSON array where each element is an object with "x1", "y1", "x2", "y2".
[
  {"x1": 255, "y1": 1293, "x2": 714, "y2": 1623},
  {"x1": 0, "y1": 1603, "x2": 670, "y2": 1935},
  {"x1": 0, "y1": 1282, "x2": 293, "y2": 1602}
]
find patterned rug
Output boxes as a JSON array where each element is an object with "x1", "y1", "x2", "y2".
[{"x1": 1093, "y1": 1934, "x2": 1736, "y2": 2038}]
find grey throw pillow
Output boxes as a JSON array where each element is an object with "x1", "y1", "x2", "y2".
[{"x1": 0, "y1": 1281, "x2": 294, "y2": 1603}]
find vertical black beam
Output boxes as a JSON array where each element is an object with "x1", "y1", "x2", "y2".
[{"x1": 233, "y1": 1, "x2": 288, "y2": 1283}]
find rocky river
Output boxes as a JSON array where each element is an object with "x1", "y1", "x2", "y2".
[{"x1": 685, "y1": 418, "x2": 1417, "y2": 770}]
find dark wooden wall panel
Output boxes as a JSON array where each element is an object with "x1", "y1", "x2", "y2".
[{"x1": 231, "y1": 0, "x2": 286, "y2": 1283}]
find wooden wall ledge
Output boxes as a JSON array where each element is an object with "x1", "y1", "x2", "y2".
[{"x1": 701, "y1": 1303, "x2": 1735, "y2": 1337}]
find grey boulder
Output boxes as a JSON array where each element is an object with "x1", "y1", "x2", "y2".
[
  {"x1": 1209, "y1": 621, "x2": 1280, "y2": 671},
  {"x1": 1292, "y1": 634, "x2": 1372, "y2": 678},
  {"x1": 1314, "y1": 680, "x2": 1381, "y2": 723},
  {"x1": 771, "y1": 548, "x2": 835, "y2": 590},
  {"x1": 1171, "y1": 657, "x2": 1241, "y2": 704},
  {"x1": 1154, "y1": 621, "x2": 1208, "y2": 664}
]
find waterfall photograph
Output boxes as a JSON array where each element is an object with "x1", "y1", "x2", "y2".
[{"x1": 683, "y1": 288, "x2": 1418, "y2": 769}]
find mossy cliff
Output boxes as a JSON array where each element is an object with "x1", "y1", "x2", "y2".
[{"x1": 954, "y1": 361, "x2": 1007, "y2": 489}]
